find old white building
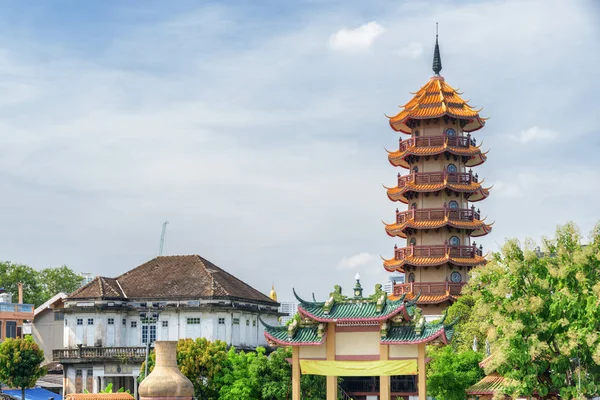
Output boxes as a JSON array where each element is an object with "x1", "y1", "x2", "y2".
[{"x1": 53, "y1": 255, "x2": 280, "y2": 397}]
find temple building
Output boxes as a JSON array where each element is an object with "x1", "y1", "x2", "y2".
[
  {"x1": 383, "y1": 32, "x2": 492, "y2": 316},
  {"x1": 262, "y1": 275, "x2": 456, "y2": 400}
]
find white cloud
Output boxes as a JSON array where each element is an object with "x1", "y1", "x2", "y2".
[
  {"x1": 395, "y1": 42, "x2": 423, "y2": 59},
  {"x1": 328, "y1": 21, "x2": 385, "y2": 52},
  {"x1": 510, "y1": 126, "x2": 559, "y2": 143},
  {"x1": 337, "y1": 252, "x2": 378, "y2": 270}
]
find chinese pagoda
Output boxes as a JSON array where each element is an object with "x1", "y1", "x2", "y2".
[
  {"x1": 262, "y1": 276, "x2": 456, "y2": 400},
  {"x1": 383, "y1": 32, "x2": 492, "y2": 315}
]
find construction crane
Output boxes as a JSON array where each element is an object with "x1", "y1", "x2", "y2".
[{"x1": 158, "y1": 221, "x2": 169, "y2": 256}]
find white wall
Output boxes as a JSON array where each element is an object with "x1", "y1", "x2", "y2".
[{"x1": 63, "y1": 306, "x2": 278, "y2": 348}]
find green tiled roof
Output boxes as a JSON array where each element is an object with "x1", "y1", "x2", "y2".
[
  {"x1": 262, "y1": 324, "x2": 325, "y2": 346},
  {"x1": 381, "y1": 322, "x2": 455, "y2": 344},
  {"x1": 299, "y1": 299, "x2": 410, "y2": 322}
]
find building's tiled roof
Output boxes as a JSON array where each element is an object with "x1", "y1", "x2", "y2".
[
  {"x1": 381, "y1": 321, "x2": 455, "y2": 345},
  {"x1": 383, "y1": 254, "x2": 486, "y2": 272},
  {"x1": 385, "y1": 218, "x2": 492, "y2": 239},
  {"x1": 262, "y1": 318, "x2": 456, "y2": 346},
  {"x1": 387, "y1": 182, "x2": 490, "y2": 204},
  {"x1": 388, "y1": 145, "x2": 487, "y2": 169},
  {"x1": 298, "y1": 298, "x2": 411, "y2": 323},
  {"x1": 407, "y1": 293, "x2": 458, "y2": 304},
  {"x1": 66, "y1": 394, "x2": 135, "y2": 400},
  {"x1": 466, "y1": 373, "x2": 505, "y2": 395},
  {"x1": 263, "y1": 325, "x2": 326, "y2": 346},
  {"x1": 67, "y1": 255, "x2": 276, "y2": 304},
  {"x1": 388, "y1": 76, "x2": 485, "y2": 133}
]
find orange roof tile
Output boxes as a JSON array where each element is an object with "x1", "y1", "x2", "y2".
[
  {"x1": 386, "y1": 182, "x2": 490, "y2": 204},
  {"x1": 385, "y1": 218, "x2": 492, "y2": 238},
  {"x1": 406, "y1": 293, "x2": 458, "y2": 304},
  {"x1": 383, "y1": 254, "x2": 486, "y2": 271},
  {"x1": 66, "y1": 394, "x2": 135, "y2": 400},
  {"x1": 388, "y1": 144, "x2": 487, "y2": 169},
  {"x1": 388, "y1": 76, "x2": 484, "y2": 133}
]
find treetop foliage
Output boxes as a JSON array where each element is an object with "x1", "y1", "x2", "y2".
[
  {"x1": 0, "y1": 261, "x2": 83, "y2": 306},
  {"x1": 446, "y1": 221, "x2": 600, "y2": 399}
]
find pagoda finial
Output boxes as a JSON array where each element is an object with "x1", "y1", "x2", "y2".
[{"x1": 432, "y1": 22, "x2": 442, "y2": 76}]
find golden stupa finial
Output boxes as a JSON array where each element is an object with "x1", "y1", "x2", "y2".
[{"x1": 269, "y1": 283, "x2": 278, "y2": 301}]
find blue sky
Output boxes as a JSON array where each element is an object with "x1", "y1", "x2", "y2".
[{"x1": 1, "y1": 0, "x2": 599, "y2": 301}]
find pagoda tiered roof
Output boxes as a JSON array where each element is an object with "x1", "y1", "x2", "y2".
[
  {"x1": 262, "y1": 281, "x2": 456, "y2": 346},
  {"x1": 383, "y1": 244, "x2": 486, "y2": 272},
  {"x1": 386, "y1": 171, "x2": 490, "y2": 204},
  {"x1": 385, "y1": 207, "x2": 492, "y2": 238},
  {"x1": 387, "y1": 135, "x2": 488, "y2": 169},
  {"x1": 387, "y1": 76, "x2": 486, "y2": 134}
]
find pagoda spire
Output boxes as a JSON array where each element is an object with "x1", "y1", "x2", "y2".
[{"x1": 432, "y1": 22, "x2": 442, "y2": 75}]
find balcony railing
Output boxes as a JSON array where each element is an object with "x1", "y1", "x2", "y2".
[
  {"x1": 0, "y1": 303, "x2": 34, "y2": 313},
  {"x1": 394, "y1": 243, "x2": 483, "y2": 260},
  {"x1": 397, "y1": 170, "x2": 479, "y2": 188},
  {"x1": 398, "y1": 133, "x2": 476, "y2": 152},
  {"x1": 396, "y1": 206, "x2": 480, "y2": 224},
  {"x1": 394, "y1": 281, "x2": 466, "y2": 297},
  {"x1": 53, "y1": 346, "x2": 146, "y2": 361}
]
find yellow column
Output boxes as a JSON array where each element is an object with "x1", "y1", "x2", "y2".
[
  {"x1": 326, "y1": 323, "x2": 337, "y2": 400},
  {"x1": 380, "y1": 344, "x2": 391, "y2": 400},
  {"x1": 292, "y1": 346, "x2": 301, "y2": 400},
  {"x1": 418, "y1": 343, "x2": 426, "y2": 400}
]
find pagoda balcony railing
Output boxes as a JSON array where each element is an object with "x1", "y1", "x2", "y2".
[
  {"x1": 396, "y1": 205, "x2": 480, "y2": 224},
  {"x1": 394, "y1": 243, "x2": 483, "y2": 260},
  {"x1": 397, "y1": 170, "x2": 479, "y2": 188},
  {"x1": 398, "y1": 133, "x2": 476, "y2": 152},
  {"x1": 393, "y1": 281, "x2": 466, "y2": 297},
  {"x1": 53, "y1": 346, "x2": 146, "y2": 362}
]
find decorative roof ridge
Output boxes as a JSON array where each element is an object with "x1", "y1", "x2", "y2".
[
  {"x1": 444, "y1": 316, "x2": 460, "y2": 329},
  {"x1": 293, "y1": 288, "x2": 325, "y2": 306},
  {"x1": 258, "y1": 316, "x2": 280, "y2": 330},
  {"x1": 406, "y1": 290, "x2": 422, "y2": 306}
]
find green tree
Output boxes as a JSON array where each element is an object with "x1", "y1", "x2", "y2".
[
  {"x1": 39, "y1": 265, "x2": 84, "y2": 299},
  {"x1": 140, "y1": 338, "x2": 228, "y2": 400},
  {"x1": 0, "y1": 262, "x2": 43, "y2": 306},
  {"x1": 0, "y1": 262, "x2": 82, "y2": 306},
  {"x1": 217, "y1": 346, "x2": 328, "y2": 400},
  {"x1": 461, "y1": 222, "x2": 600, "y2": 399},
  {"x1": 0, "y1": 336, "x2": 47, "y2": 400},
  {"x1": 217, "y1": 348, "x2": 263, "y2": 400},
  {"x1": 426, "y1": 346, "x2": 483, "y2": 400}
]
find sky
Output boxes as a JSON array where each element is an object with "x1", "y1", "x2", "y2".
[{"x1": 1, "y1": 0, "x2": 599, "y2": 302}]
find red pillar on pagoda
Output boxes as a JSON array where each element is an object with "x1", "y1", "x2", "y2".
[{"x1": 383, "y1": 32, "x2": 492, "y2": 316}]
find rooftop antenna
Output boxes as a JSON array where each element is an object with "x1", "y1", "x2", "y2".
[{"x1": 158, "y1": 221, "x2": 169, "y2": 256}]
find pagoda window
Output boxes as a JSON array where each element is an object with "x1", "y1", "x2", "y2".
[
  {"x1": 446, "y1": 128, "x2": 456, "y2": 136},
  {"x1": 449, "y1": 236, "x2": 460, "y2": 246},
  {"x1": 447, "y1": 164, "x2": 457, "y2": 173},
  {"x1": 451, "y1": 271, "x2": 462, "y2": 283},
  {"x1": 449, "y1": 201, "x2": 459, "y2": 209},
  {"x1": 408, "y1": 272, "x2": 415, "y2": 283}
]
